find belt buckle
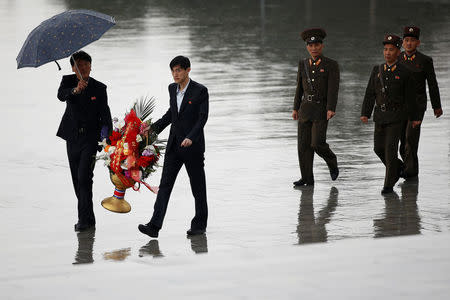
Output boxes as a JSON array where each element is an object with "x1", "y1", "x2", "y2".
[
  {"x1": 380, "y1": 104, "x2": 386, "y2": 112},
  {"x1": 307, "y1": 95, "x2": 314, "y2": 102}
]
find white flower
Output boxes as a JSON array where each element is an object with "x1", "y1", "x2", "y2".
[
  {"x1": 144, "y1": 145, "x2": 155, "y2": 153},
  {"x1": 98, "y1": 138, "x2": 108, "y2": 148},
  {"x1": 108, "y1": 146, "x2": 116, "y2": 155},
  {"x1": 104, "y1": 159, "x2": 111, "y2": 167},
  {"x1": 136, "y1": 135, "x2": 143, "y2": 143},
  {"x1": 113, "y1": 119, "x2": 125, "y2": 131}
]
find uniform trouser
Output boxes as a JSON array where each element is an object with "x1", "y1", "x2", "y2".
[
  {"x1": 66, "y1": 139, "x2": 97, "y2": 225},
  {"x1": 373, "y1": 122, "x2": 403, "y2": 188},
  {"x1": 297, "y1": 119, "x2": 337, "y2": 183},
  {"x1": 150, "y1": 146, "x2": 207, "y2": 231},
  {"x1": 399, "y1": 120, "x2": 421, "y2": 177}
]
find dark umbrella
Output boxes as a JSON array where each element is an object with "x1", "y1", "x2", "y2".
[{"x1": 16, "y1": 9, "x2": 115, "y2": 77}]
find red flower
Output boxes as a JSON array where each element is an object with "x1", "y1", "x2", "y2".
[
  {"x1": 109, "y1": 131, "x2": 122, "y2": 146},
  {"x1": 138, "y1": 156, "x2": 154, "y2": 167}
]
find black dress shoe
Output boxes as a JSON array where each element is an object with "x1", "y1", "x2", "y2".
[
  {"x1": 330, "y1": 167, "x2": 339, "y2": 181},
  {"x1": 138, "y1": 223, "x2": 159, "y2": 238},
  {"x1": 293, "y1": 179, "x2": 314, "y2": 186},
  {"x1": 74, "y1": 223, "x2": 95, "y2": 232},
  {"x1": 186, "y1": 228, "x2": 206, "y2": 236},
  {"x1": 381, "y1": 186, "x2": 394, "y2": 194}
]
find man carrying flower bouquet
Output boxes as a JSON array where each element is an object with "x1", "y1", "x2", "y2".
[
  {"x1": 138, "y1": 55, "x2": 209, "y2": 238},
  {"x1": 57, "y1": 51, "x2": 112, "y2": 232}
]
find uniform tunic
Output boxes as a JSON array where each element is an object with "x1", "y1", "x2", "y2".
[
  {"x1": 293, "y1": 55, "x2": 339, "y2": 183},
  {"x1": 398, "y1": 51, "x2": 442, "y2": 177},
  {"x1": 361, "y1": 62, "x2": 419, "y2": 187}
]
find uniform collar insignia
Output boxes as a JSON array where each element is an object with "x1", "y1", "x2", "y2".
[
  {"x1": 403, "y1": 51, "x2": 416, "y2": 61},
  {"x1": 384, "y1": 63, "x2": 397, "y2": 71},
  {"x1": 309, "y1": 57, "x2": 322, "y2": 66}
]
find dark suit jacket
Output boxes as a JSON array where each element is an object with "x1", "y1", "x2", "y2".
[
  {"x1": 152, "y1": 79, "x2": 209, "y2": 154},
  {"x1": 57, "y1": 74, "x2": 112, "y2": 143},
  {"x1": 399, "y1": 51, "x2": 442, "y2": 119},
  {"x1": 293, "y1": 55, "x2": 340, "y2": 121},
  {"x1": 361, "y1": 63, "x2": 420, "y2": 124}
]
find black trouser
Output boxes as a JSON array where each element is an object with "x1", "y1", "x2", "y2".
[
  {"x1": 66, "y1": 138, "x2": 97, "y2": 225},
  {"x1": 374, "y1": 122, "x2": 403, "y2": 188},
  {"x1": 150, "y1": 146, "x2": 207, "y2": 230},
  {"x1": 297, "y1": 119, "x2": 337, "y2": 183},
  {"x1": 400, "y1": 120, "x2": 421, "y2": 177}
]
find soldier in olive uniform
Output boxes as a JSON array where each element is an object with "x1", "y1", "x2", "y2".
[
  {"x1": 361, "y1": 35, "x2": 421, "y2": 194},
  {"x1": 292, "y1": 28, "x2": 340, "y2": 187},
  {"x1": 399, "y1": 26, "x2": 443, "y2": 179}
]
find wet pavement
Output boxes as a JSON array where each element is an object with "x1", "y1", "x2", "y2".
[{"x1": 1, "y1": 0, "x2": 450, "y2": 299}]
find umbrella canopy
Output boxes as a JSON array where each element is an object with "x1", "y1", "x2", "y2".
[{"x1": 16, "y1": 9, "x2": 115, "y2": 69}]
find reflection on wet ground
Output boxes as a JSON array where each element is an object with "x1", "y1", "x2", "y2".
[
  {"x1": 1, "y1": 0, "x2": 449, "y2": 271},
  {"x1": 139, "y1": 239, "x2": 164, "y2": 258},
  {"x1": 73, "y1": 228, "x2": 95, "y2": 265},
  {"x1": 103, "y1": 248, "x2": 131, "y2": 261},
  {"x1": 296, "y1": 187, "x2": 338, "y2": 244},
  {"x1": 374, "y1": 180, "x2": 421, "y2": 238},
  {"x1": 187, "y1": 234, "x2": 208, "y2": 254}
]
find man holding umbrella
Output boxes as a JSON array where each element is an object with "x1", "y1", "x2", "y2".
[
  {"x1": 16, "y1": 10, "x2": 116, "y2": 231},
  {"x1": 57, "y1": 51, "x2": 112, "y2": 231}
]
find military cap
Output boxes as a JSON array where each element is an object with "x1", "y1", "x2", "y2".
[
  {"x1": 382, "y1": 34, "x2": 402, "y2": 48},
  {"x1": 301, "y1": 28, "x2": 327, "y2": 44},
  {"x1": 403, "y1": 26, "x2": 420, "y2": 39}
]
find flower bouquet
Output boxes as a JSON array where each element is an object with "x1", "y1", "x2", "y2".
[{"x1": 97, "y1": 96, "x2": 164, "y2": 213}]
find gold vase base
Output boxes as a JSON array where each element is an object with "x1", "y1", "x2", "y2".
[{"x1": 101, "y1": 197, "x2": 131, "y2": 213}]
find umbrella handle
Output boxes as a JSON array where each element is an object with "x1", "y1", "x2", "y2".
[
  {"x1": 71, "y1": 54, "x2": 84, "y2": 81},
  {"x1": 54, "y1": 60, "x2": 61, "y2": 71}
]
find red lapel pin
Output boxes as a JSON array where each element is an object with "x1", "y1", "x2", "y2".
[{"x1": 91, "y1": 96, "x2": 96, "y2": 100}]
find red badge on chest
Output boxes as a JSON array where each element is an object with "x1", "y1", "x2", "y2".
[
  {"x1": 188, "y1": 101, "x2": 192, "y2": 104},
  {"x1": 91, "y1": 96, "x2": 96, "y2": 101},
  {"x1": 320, "y1": 69, "x2": 325, "y2": 73},
  {"x1": 395, "y1": 76, "x2": 400, "y2": 80}
]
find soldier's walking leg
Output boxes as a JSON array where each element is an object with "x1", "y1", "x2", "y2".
[
  {"x1": 404, "y1": 121, "x2": 421, "y2": 177},
  {"x1": 399, "y1": 120, "x2": 407, "y2": 162},
  {"x1": 384, "y1": 122, "x2": 403, "y2": 188},
  {"x1": 298, "y1": 120, "x2": 314, "y2": 184},
  {"x1": 311, "y1": 120, "x2": 337, "y2": 171},
  {"x1": 374, "y1": 123, "x2": 386, "y2": 165}
]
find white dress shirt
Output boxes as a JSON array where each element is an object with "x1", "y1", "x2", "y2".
[{"x1": 176, "y1": 79, "x2": 190, "y2": 112}]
